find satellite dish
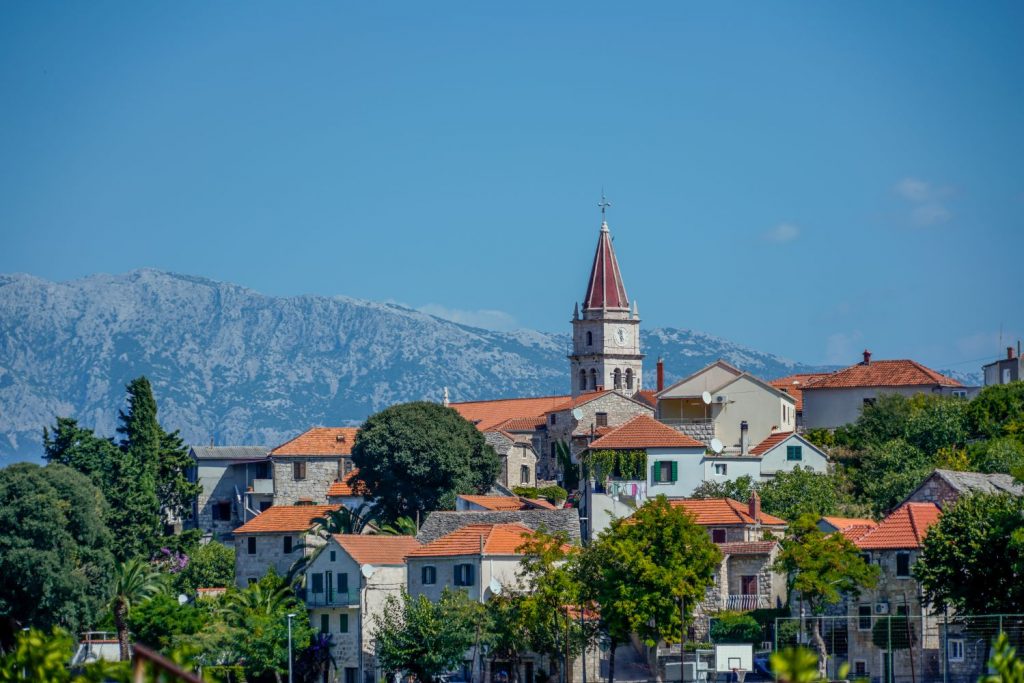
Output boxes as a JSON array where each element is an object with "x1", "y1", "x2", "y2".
[
  {"x1": 710, "y1": 438, "x2": 724, "y2": 454},
  {"x1": 571, "y1": 408, "x2": 584, "y2": 420},
  {"x1": 361, "y1": 564, "x2": 376, "y2": 579},
  {"x1": 488, "y1": 578, "x2": 503, "y2": 596},
  {"x1": 177, "y1": 594, "x2": 189, "y2": 605},
  {"x1": 701, "y1": 391, "x2": 713, "y2": 405}
]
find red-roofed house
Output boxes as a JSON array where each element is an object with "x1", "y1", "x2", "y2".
[
  {"x1": 269, "y1": 427, "x2": 360, "y2": 506},
  {"x1": 802, "y1": 351, "x2": 967, "y2": 428},
  {"x1": 747, "y1": 431, "x2": 829, "y2": 477},
  {"x1": 303, "y1": 534, "x2": 421, "y2": 682},
  {"x1": 455, "y1": 494, "x2": 556, "y2": 512},
  {"x1": 232, "y1": 504, "x2": 340, "y2": 585},
  {"x1": 844, "y1": 502, "x2": 944, "y2": 682},
  {"x1": 769, "y1": 373, "x2": 830, "y2": 426}
]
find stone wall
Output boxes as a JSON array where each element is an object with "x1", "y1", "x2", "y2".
[
  {"x1": 272, "y1": 457, "x2": 341, "y2": 505},
  {"x1": 234, "y1": 532, "x2": 324, "y2": 586},
  {"x1": 672, "y1": 422, "x2": 717, "y2": 446}
]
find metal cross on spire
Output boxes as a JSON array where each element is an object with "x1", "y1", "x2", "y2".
[{"x1": 598, "y1": 191, "x2": 612, "y2": 219}]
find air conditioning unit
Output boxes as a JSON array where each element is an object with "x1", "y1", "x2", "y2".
[
  {"x1": 874, "y1": 602, "x2": 890, "y2": 615},
  {"x1": 715, "y1": 395, "x2": 727, "y2": 403}
]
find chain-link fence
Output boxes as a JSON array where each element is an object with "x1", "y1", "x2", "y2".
[{"x1": 772, "y1": 613, "x2": 1024, "y2": 683}]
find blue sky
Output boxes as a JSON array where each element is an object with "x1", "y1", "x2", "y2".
[{"x1": 1, "y1": 2, "x2": 1021, "y2": 371}]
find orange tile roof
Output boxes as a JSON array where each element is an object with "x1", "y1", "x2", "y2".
[
  {"x1": 634, "y1": 390, "x2": 659, "y2": 408},
  {"x1": 749, "y1": 431, "x2": 796, "y2": 456},
  {"x1": 407, "y1": 523, "x2": 560, "y2": 558},
  {"x1": 840, "y1": 525, "x2": 878, "y2": 543},
  {"x1": 588, "y1": 415, "x2": 706, "y2": 449},
  {"x1": 458, "y1": 495, "x2": 534, "y2": 511},
  {"x1": 327, "y1": 469, "x2": 367, "y2": 497},
  {"x1": 333, "y1": 534, "x2": 421, "y2": 565},
  {"x1": 233, "y1": 504, "x2": 339, "y2": 535},
  {"x1": 821, "y1": 516, "x2": 878, "y2": 529},
  {"x1": 803, "y1": 360, "x2": 961, "y2": 390},
  {"x1": 669, "y1": 498, "x2": 787, "y2": 527},
  {"x1": 493, "y1": 416, "x2": 546, "y2": 432},
  {"x1": 270, "y1": 427, "x2": 359, "y2": 457},
  {"x1": 855, "y1": 503, "x2": 941, "y2": 550},
  {"x1": 769, "y1": 374, "x2": 829, "y2": 412},
  {"x1": 450, "y1": 395, "x2": 571, "y2": 431}
]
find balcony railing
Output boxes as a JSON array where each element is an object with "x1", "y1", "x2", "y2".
[
  {"x1": 726, "y1": 594, "x2": 769, "y2": 611},
  {"x1": 304, "y1": 591, "x2": 359, "y2": 607},
  {"x1": 658, "y1": 417, "x2": 714, "y2": 426}
]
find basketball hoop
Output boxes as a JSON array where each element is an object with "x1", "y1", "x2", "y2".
[{"x1": 732, "y1": 668, "x2": 747, "y2": 683}]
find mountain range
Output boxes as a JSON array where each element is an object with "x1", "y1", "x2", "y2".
[{"x1": 0, "y1": 270, "x2": 961, "y2": 462}]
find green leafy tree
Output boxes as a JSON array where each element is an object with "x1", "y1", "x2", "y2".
[
  {"x1": 174, "y1": 541, "x2": 235, "y2": 595},
  {"x1": 373, "y1": 589, "x2": 487, "y2": 683},
  {"x1": 915, "y1": 493, "x2": 1024, "y2": 613},
  {"x1": 42, "y1": 417, "x2": 118, "y2": 490},
  {"x1": 983, "y1": 632, "x2": 1024, "y2": 683},
  {"x1": 969, "y1": 382, "x2": 1024, "y2": 440},
  {"x1": 0, "y1": 463, "x2": 115, "y2": 636},
  {"x1": 352, "y1": 402, "x2": 501, "y2": 524},
  {"x1": 848, "y1": 394, "x2": 914, "y2": 449},
  {"x1": 109, "y1": 557, "x2": 166, "y2": 661},
  {"x1": 759, "y1": 468, "x2": 848, "y2": 521},
  {"x1": 379, "y1": 516, "x2": 418, "y2": 536},
  {"x1": 901, "y1": 395, "x2": 970, "y2": 455},
  {"x1": 772, "y1": 514, "x2": 879, "y2": 677},
  {"x1": 577, "y1": 496, "x2": 721, "y2": 683},
  {"x1": 0, "y1": 627, "x2": 123, "y2": 682},
  {"x1": 155, "y1": 426, "x2": 201, "y2": 532},
  {"x1": 128, "y1": 592, "x2": 207, "y2": 651},
  {"x1": 855, "y1": 439, "x2": 933, "y2": 514},
  {"x1": 710, "y1": 612, "x2": 762, "y2": 644},
  {"x1": 487, "y1": 594, "x2": 531, "y2": 682},
  {"x1": 690, "y1": 475, "x2": 756, "y2": 503},
  {"x1": 969, "y1": 437, "x2": 1024, "y2": 474}
]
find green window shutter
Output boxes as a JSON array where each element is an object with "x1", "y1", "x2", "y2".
[
  {"x1": 787, "y1": 445, "x2": 803, "y2": 461},
  {"x1": 652, "y1": 462, "x2": 661, "y2": 483},
  {"x1": 670, "y1": 461, "x2": 678, "y2": 482}
]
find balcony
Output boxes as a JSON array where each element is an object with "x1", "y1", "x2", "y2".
[
  {"x1": 304, "y1": 591, "x2": 359, "y2": 608},
  {"x1": 251, "y1": 479, "x2": 274, "y2": 495},
  {"x1": 657, "y1": 418, "x2": 716, "y2": 445},
  {"x1": 726, "y1": 594, "x2": 770, "y2": 611}
]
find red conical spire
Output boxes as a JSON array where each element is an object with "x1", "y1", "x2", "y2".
[{"x1": 583, "y1": 220, "x2": 629, "y2": 311}]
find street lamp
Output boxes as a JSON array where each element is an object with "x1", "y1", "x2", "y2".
[{"x1": 287, "y1": 613, "x2": 296, "y2": 683}]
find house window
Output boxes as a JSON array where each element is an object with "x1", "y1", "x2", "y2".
[
  {"x1": 321, "y1": 614, "x2": 330, "y2": 633},
  {"x1": 551, "y1": 443, "x2": 557, "y2": 460},
  {"x1": 454, "y1": 563, "x2": 475, "y2": 587},
  {"x1": 896, "y1": 552, "x2": 911, "y2": 577},
  {"x1": 614, "y1": 368, "x2": 622, "y2": 390},
  {"x1": 254, "y1": 462, "x2": 270, "y2": 479},
  {"x1": 337, "y1": 572, "x2": 349, "y2": 595},
  {"x1": 714, "y1": 463, "x2": 727, "y2": 476},
  {"x1": 520, "y1": 465, "x2": 530, "y2": 485},
  {"x1": 626, "y1": 369, "x2": 634, "y2": 390},
  {"x1": 589, "y1": 369, "x2": 597, "y2": 390},
  {"x1": 247, "y1": 537, "x2": 256, "y2": 555},
  {"x1": 586, "y1": 331, "x2": 593, "y2": 346},
  {"x1": 596, "y1": 412, "x2": 608, "y2": 427},
  {"x1": 579, "y1": 370, "x2": 587, "y2": 392},
  {"x1": 952, "y1": 390, "x2": 967, "y2": 399},
  {"x1": 284, "y1": 536, "x2": 293, "y2": 554},
  {"x1": 652, "y1": 460, "x2": 677, "y2": 483},
  {"x1": 293, "y1": 461, "x2": 306, "y2": 480},
  {"x1": 247, "y1": 577, "x2": 257, "y2": 586},
  {"x1": 712, "y1": 529, "x2": 726, "y2": 543},
  {"x1": 213, "y1": 501, "x2": 232, "y2": 521},
  {"x1": 786, "y1": 445, "x2": 803, "y2": 461},
  {"x1": 949, "y1": 639, "x2": 964, "y2": 662},
  {"x1": 550, "y1": 414, "x2": 557, "y2": 426},
  {"x1": 339, "y1": 613, "x2": 350, "y2": 633},
  {"x1": 311, "y1": 573, "x2": 324, "y2": 594},
  {"x1": 863, "y1": 397, "x2": 876, "y2": 408},
  {"x1": 422, "y1": 566, "x2": 437, "y2": 585},
  {"x1": 853, "y1": 661, "x2": 867, "y2": 677},
  {"x1": 858, "y1": 605, "x2": 872, "y2": 631},
  {"x1": 330, "y1": 550, "x2": 336, "y2": 562},
  {"x1": 860, "y1": 552, "x2": 872, "y2": 565}
]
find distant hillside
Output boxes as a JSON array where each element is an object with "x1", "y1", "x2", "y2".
[{"x1": 0, "y1": 270, "x2": 853, "y2": 461}]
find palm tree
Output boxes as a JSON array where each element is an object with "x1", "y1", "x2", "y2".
[
  {"x1": 223, "y1": 573, "x2": 300, "y2": 625},
  {"x1": 379, "y1": 515, "x2": 417, "y2": 536},
  {"x1": 109, "y1": 558, "x2": 165, "y2": 661},
  {"x1": 311, "y1": 503, "x2": 373, "y2": 536}
]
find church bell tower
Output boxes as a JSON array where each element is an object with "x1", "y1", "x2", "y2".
[{"x1": 569, "y1": 198, "x2": 643, "y2": 397}]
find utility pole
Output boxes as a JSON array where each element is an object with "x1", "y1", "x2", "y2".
[
  {"x1": 680, "y1": 595, "x2": 687, "y2": 683},
  {"x1": 287, "y1": 612, "x2": 296, "y2": 683}
]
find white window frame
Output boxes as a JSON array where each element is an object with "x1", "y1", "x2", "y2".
[
  {"x1": 421, "y1": 565, "x2": 437, "y2": 586},
  {"x1": 949, "y1": 639, "x2": 964, "y2": 662},
  {"x1": 714, "y1": 463, "x2": 727, "y2": 476}
]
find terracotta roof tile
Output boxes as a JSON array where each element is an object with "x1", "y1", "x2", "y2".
[
  {"x1": 450, "y1": 395, "x2": 571, "y2": 432},
  {"x1": 327, "y1": 469, "x2": 367, "y2": 497},
  {"x1": 855, "y1": 503, "x2": 941, "y2": 550},
  {"x1": 407, "y1": 523, "x2": 563, "y2": 558},
  {"x1": 493, "y1": 416, "x2": 546, "y2": 432},
  {"x1": 669, "y1": 498, "x2": 787, "y2": 527},
  {"x1": 634, "y1": 390, "x2": 659, "y2": 408},
  {"x1": 803, "y1": 360, "x2": 961, "y2": 390},
  {"x1": 233, "y1": 505, "x2": 339, "y2": 535},
  {"x1": 588, "y1": 415, "x2": 706, "y2": 449},
  {"x1": 546, "y1": 390, "x2": 613, "y2": 414},
  {"x1": 749, "y1": 431, "x2": 796, "y2": 456},
  {"x1": 769, "y1": 374, "x2": 830, "y2": 412},
  {"x1": 333, "y1": 534, "x2": 421, "y2": 565},
  {"x1": 270, "y1": 427, "x2": 358, "y2": 457},
  {"x1": 458, "y1": 495, "x2": 559, "y2": 511}
]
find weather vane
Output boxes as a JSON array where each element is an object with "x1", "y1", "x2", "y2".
[{"x1": 598, "y1": 190, "x2": 611, "y2": 219}]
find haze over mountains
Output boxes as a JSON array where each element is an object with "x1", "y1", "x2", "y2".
[{"x1": 0, "y1": 269, "x2": 942, "y2": 461}]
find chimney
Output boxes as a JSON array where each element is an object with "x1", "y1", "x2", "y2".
[
  {"x1": 443, "y1": 386, "x2": 450, "y2": 407},
  {"x1": 656, "y1": 358, "x2": 665, "y2": 392},
  {"x1": 1008, "y1": 346, "x2": 1016, "y2": 361},
  {"x1": 740, "y1": 420, "x2": 749, "y2": 456},
  {"x1": 862, "y1": 349, "x2": 872, "y2": 365},
  {"x1": 749, "y1": 490, "x2": 761, "y2": 523}
]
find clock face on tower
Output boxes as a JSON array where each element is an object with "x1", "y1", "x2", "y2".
[{"x1": 615, "y1": 326, "x2": 628, "y2": 347}]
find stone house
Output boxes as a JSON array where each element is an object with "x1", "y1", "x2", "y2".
[
  {"x1": 901, "y1": 468, "x2": 1023, "y2": 508},
  {"x1": 304, "y1": 534, "x2": 420, "y2": 683},
  {"x1": 484, "y1": 430, "x2": 538, "y2": 489},
  {"x1": 845, "y1": 502, "x2": 943, "y2": 683},
  {"x1": 655, "y1": 360, "x2": 797, "y2": 452},
  {"x1": 232, "y1": 504, "x2": 338, "y2": 586},
  {"x1": 769, "y1": 373, "x2": 830, "y2": 428},
  {"x1": 800, "y1": 352, "x2": 966, "y2": 429},
  {"x1": 269, "y1": 427, "x2": 359, "y2": 505},
  {"x1": 187, "y1": 445, "x2": 270, "y2": 542},
  {"x1": 668, "y1": 496, "x2": 787, "y2": 544},
  {"x1": 417, "y1": 508, "x2": 583, "y2": 545}
]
